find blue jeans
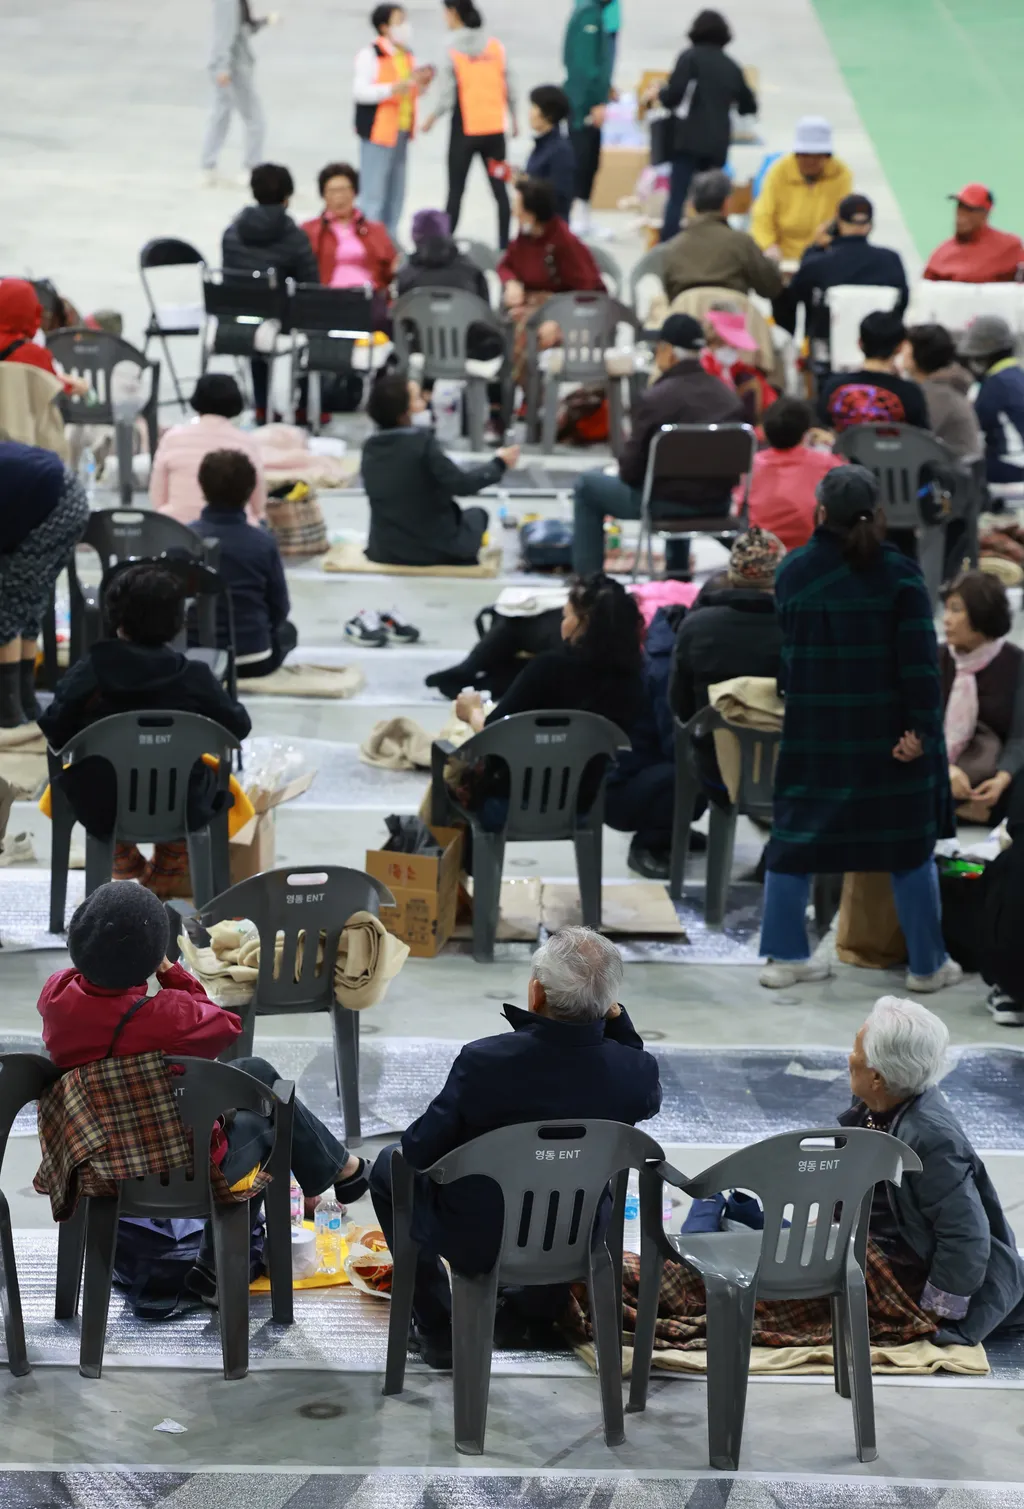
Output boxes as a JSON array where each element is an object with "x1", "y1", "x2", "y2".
[
  {"x1": 572, "y1": 470, "x2": 694, "y2": 577},
  {"x1": 359, "y1": 132, "x2": 409, "y2": 239},
  {"x1": 760, "y1": 860, "x2": 948, "y2": 977},
  {"x1": 660, "y1": 153, "x2": 717, "y2": 242}
]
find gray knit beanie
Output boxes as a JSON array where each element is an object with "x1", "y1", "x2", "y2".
[{"x1": 67, "y1": 882, "x2": 169, "y2": 990}]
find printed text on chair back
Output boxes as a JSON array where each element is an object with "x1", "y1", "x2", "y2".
[
  {"x1": 82, "y1": 509, "x2": 204, "y2": 572},
  {"x1": 46, "y1": 329, "x2": 153, "y2": 423},
  {"x1": 533, "y1": 293, "x2": 623, "y2": 381},
  {"x1": 428, "y1": 1119, "x2": 664, "y2": 1285}
]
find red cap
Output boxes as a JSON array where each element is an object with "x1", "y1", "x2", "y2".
[{"x1": 950, "y1": 182, "x2": 993, "y2": 210}]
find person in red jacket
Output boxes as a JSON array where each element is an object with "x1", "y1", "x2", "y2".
[
  {"x1": 743, "y1": 396, "x2": 843, "y2": 550},
  {"x1": 301, "y1": 161, "x2": 397, "y2": 329},
  {"x1": 39, "y1": 882, "x2": 370, "y2": 1298},
  {"x1": 0, "y1": 279, "x2": 89, "y2": 396},
  {"x1": 498, "y1": 176, "x2": 605, "y2": 384}
]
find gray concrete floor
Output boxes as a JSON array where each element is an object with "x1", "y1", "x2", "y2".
[{"x1": 0, "y1": 0, "x2": 1015, "y2": 1498}]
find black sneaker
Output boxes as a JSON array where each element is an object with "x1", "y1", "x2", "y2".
[
  {"x1": 627, "y1": 839, "x2": 671, "y2": 881},
  {"x1": 380, "y1": 608, "x2": 421, "y2": 644},
  {"x1": 986, "y1": 986, "x2": 1024, "y2": 1026},
  {"x1": 344, "y1": 609, "x2": 388, "y2": 647},
  {"x1": 184, "y1": 1262, "x2": 219, "y2": 1308},
  {"x1": 408, "y1": 1319, "x2": 453, "y2": 1370}
]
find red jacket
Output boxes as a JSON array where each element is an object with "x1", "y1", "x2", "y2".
[
  {"x1": 300, "y1": 211, "x2": 397, "y2": 292},
  {"x1": 38, "y1": 963, "x2": 241, "y2": 1071},
  {"x1": 498, "y1": 218, "x2": 605, "y2": 295},
  {"x1": 741, "y1": 444, "x2": 844, "y2": 551},
  {"x1": 0, "y1": 278, "x2": 68, "y2": 387}
]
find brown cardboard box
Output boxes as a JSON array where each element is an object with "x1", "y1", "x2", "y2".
[
  {"x1": 591, "y1": 146, "x2": 649, "y2": 211},
  {"x1": 229, "y1": 811, "x2": 276, "y2": 885},
  {"x1": 365, "y1": 826, "x2": 464, "y2": 959}
]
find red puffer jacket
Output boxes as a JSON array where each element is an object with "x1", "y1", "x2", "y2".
[{"x1": 301, "y1": 211, "x2": 397, "y2": 292}]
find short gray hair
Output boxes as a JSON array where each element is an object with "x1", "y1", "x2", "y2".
[
  {"x1": 531, "y1": 926, "x2": 623, "y2": 1023},
  {"x1": 862, "y1": 996, "x2": 951, "y2": 1096},
  {"x1": 691, "y1": 169, "x2": 732, "y2": 214}
]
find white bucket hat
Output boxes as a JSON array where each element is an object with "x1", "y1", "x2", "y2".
[{"x1": 793, "y1": 116, "x2": 833, "y2": 154}]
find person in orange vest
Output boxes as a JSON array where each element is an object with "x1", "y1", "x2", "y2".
[
  {"x1": 421, "y1": 0, "x2": 519, "y2": 249},
  {"x1": 353, "y1": 4, "x2": 435, "y2": 238}
]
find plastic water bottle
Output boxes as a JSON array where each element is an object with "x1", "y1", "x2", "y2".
[
  {"x1": 80, "y1": 446, "x2": 96, "y2": 504},
  {"x1": 623, "y1": 1171, "x2": 641, "y2": 1254},
  {"x1": 314, "y1": 1192, "x2": 344, "y2": 1274},
  {"x1": 432, "y1": 380, "x2": 462, "y2": 445},
  {"x1": 289, "y1": 1176, "x2": 303, "y2": 1227}
]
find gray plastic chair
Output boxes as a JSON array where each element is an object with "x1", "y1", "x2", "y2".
[
  {"x1": 430, "y1": 710, "x2": 630, "y2": 962},
  {"x1": 46, "y1": 329, "x2": 159, "y2": 504},
  {"x1": 524, "y1": 292, "x2": 639, "y2": 455},
  {"x1": 384, "y1": 1118, "x2": 665, "y2": 1453},
  {"x1": 628, "y1": 1127, "x2": 923, "y2": 1469},
  {"x1": 53, "y1": 1056, "x2": 295, "y2": 1380},
  {"x1": 48, "y1": 710, "x2": 239, "y2": 934},
  {"x1": 835, "y1": 423, "x2": 980, "y2": 605},
  {"x1": 0, "y1": 1055, "x2": 61, "y2": 1375},
  {"x1": 628, "y1": 244, "x2": 669, "y2": 321},
  {"x1": 197, "y1": 866, "x2": 394, "y2": 1147},
  {"x1": 98, "y1": 552, "x2": 238, "y2": 698},
  {"x1": 585, "y1": 243, "x2": 624, "y2": 299},
  {"x1": 391, "y1": 286, "x2": 513, "y2": 449},
  {"x1": 632, "y1": 423, "x2": 756, "y2": 582},
  {"x1": 669, "y1": 706, "x2": 779, "y2": 922}
]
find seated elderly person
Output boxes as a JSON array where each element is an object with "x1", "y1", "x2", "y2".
[
  {"x1": 662, "y1": 169, "x2": 783, "y2": 304},
  {"x1": 369, "y1": 927, "x2": 662, "y2": 1366},
  {"x1": 904, "y1": 325, "x2": 983, "y2": 463},
  {"x1": 960, "y1": 316, "x2": 1024, "y2": 489},
  {"x1": 924, "y1": 183, "x2": 1024, "y2": 284}
]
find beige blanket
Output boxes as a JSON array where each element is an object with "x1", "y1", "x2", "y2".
[
  {"x1": 707, "y1": 675, "x2": 783, "y2": 804},
  {"x1": 576, "y1": 1337, "x2": 989, "y2": 1378},
  {"x1": 323, "y1": 541, "x2": 502, "y2": 578},
  {"x1": 0, "y1": 724, "x2": 48, "y2": 800},
  {"x1": 179, "y1": 910, "x2": 409, "y2": 1010},
  {"x1": 238, "y1": 663, "x2": 365, "y2": 699},
  {"x1": 541, "y1": 882, "x2": 685, "y2": 938},
  {"x1": 253, "y1": 423, "x2": 358, "y2": 489},
  {"x1": 360, "y1": 711, "x2": 474, "y2": 772}
]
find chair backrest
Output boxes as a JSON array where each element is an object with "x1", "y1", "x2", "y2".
[
  {"x1": 454, "y1": 710, "x2": 630, "y2": 840},
  {"x1": 686, "y1": 1127, "x2": 923, "y2": 1300},
  {"x1": 140, "y1": 238, "x2": 206, "y2": 271},
  {"x1": 118, "y1": 1056, "x2": 287, "y2": 1218},
  {"x1": 834, "y1": 422, "x2": 955, "y2": 528},
  {"x1": 906, "y1": 279, "x2": 1024, "y2": 339},
  {"x1": 203, "y1": 267, "x2": 284, "y2": 322},
  {"x1": 391, "y1": 287, "x2": 505, "y2": 379},
  {"x1": 46, "y1": 328, "x2": 157, "y2": 427},
  {"x1": 60, "y1": 710, "x2": 239, "y2": 844},
  {"x1": 585, "y1": 243, "x2": 624, "y2": 298},
  {"x1": 629, "y1": 244, "x2": 669, "y2": 319},
  {"x1": 80, "y1": 508, "x2": 206, "y2": 573},
  {"x1": 98, "y1": 553, "x2": 237, "y2": 692},
  {"x1": 644, "y1": 423, "x2": 757, "y2": 515},
  {"x1": 526, "y1": 292, "x2": 634, "y2": 381},
  {"x1": 197, "y1": 866, "x2": 395, "y2": 1012},
  {"x1": 287, "y1": 282, "x2": 376, "y2": 376},
  {"x1": 823, "y1": 284, "x2": 901, "y2": 372},
  {"x1": 427, "y1": 1119, "x2": 665, "y2": 1284},
  {"x1": 693, "y1": 705, "x2": 780, "y2": 815},
  {"x1": 0, "y1": 1054, "x2": 60, "y2": 1171},
  {"x1": 456, "y1": 239, "x2": 500, "y2": 276}
]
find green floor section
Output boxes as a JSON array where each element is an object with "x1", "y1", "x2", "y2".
[{"x1": 812, "y1": 0, "x2": 1024, "y2": 261}]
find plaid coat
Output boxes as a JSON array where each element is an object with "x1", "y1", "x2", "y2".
[{"x1": 765, "y1": 529, "x2": 954, "y2": 875}]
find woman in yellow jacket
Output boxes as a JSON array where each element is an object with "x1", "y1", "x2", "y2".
[
  {"x1": 422, "y1": 0, "x2": 518, "y2": 248},
  {"x1": 750, "y1": 116, "x2": 852, "y2": 265}
]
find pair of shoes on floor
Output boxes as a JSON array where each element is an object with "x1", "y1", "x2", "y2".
[
  {"x1": 986, "y1": 985, "x2": 1024, "y2": 1027},
  {"x1": 408, "y1": 1318, "x2": 453, "y2": 1370},
  {"x1": 344, "y1": 608, "x2": 420, "y2": 648}
]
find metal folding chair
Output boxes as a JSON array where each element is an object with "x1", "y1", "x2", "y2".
[
  {"x1": 285, "y1": 282, "x2": 377, "y2": 433},
  {"x1": 139, "y1": 237, "x2": 207, "y2": 408},
  {"x1": 632, "y1": 422, "x2": 757, "y2": 582}
]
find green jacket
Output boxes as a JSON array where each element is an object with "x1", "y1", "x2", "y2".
[{"x1": 563, "y1": 0, "x2": 612, "y2": 129}]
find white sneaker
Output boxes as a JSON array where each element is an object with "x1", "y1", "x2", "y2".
[
  {"x1": 200, "y1": 169, "x2": 221, "y2": 188},
  {"x1": 905, "y1": 958, "x2": 964, "y2": 994},
  {"x1": 0, "y1": 832, "x2": 36, "y2": 867},
  {"x1": 759, "y1": 959, "x2": 833, "y2": 989},
  {"x1": 986, "y1": 986, "x2": 1024, "y2": 1027}
]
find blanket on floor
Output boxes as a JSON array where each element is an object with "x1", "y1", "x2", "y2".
[
  {"x1": 0, "y1": 724, "x2": 48, "y2": 799},
  {"x1": 238, "y1": 663, "x2": 365, "y2": 699},
  {"x1": 323, "y1": 541, "x2": 503, "y2": 578}
]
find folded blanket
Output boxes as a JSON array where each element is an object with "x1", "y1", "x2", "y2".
[
  {"x1": 238, "y1": 663, "x2": 365, "y2": 699},
  {"x1": 707, "y1": 674, "x2": 783, "y2": 804},
  {"x1": 323, "y1": 541, "x2": 502, "y2": 578},
  {"x1": 576, "y1": 1336, "x2": 990, "y2": 1378}
]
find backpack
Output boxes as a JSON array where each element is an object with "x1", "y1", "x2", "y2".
[{"x1": 519, "y1": 518, "x2": 573, "y2": 571}]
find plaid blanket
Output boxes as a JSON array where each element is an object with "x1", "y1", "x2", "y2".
[
  {"x1": 565, "y1": 1241, "x2": 937, "y2": 1351},
  {"x1": 35, "y1": 1054, "x2": 273, "y2": 1221}
]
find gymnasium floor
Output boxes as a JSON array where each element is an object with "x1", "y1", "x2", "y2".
[{"x1": 1, "y1": 1, "x2": 1023, "y2": 1503}]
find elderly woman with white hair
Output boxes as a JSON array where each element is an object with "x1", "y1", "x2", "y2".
[{"x1": 840, "y1": 996, "x2": 1024, "y2": 1346}]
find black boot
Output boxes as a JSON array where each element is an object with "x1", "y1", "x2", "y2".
[
  {"x1": 18, "y1": 658, "x2": 41, "y2": 722},
  {"x1": 0, "y1": 663, "x2": 26, "y2": 729}
]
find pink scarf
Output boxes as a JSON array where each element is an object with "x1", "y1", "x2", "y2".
[{"x1": 944, "y1": 637, "x2": 1007, "y2": 763}]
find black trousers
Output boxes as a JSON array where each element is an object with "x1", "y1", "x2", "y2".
[
  {"x1": 446, "y1": 123, "x2": 510, "y2": 248},
  {"x1": 605, "y1": 762, "x2": 675, "y2": 851},
  {"x1": 569, "y1": 124, "x2": 602, "y2": 205},
  {"x1": 235, "y1": 620, "x2": 299, "y2": 679}
]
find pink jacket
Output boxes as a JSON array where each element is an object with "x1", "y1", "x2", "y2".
[
  {"x1": 149, "y1": 416, "x2": 267, "y2": 525},
  {"x1": 740, "y1": 445, "x2": 843, "y2": 552}
]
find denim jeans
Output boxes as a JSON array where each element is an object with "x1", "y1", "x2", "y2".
[
  {"x1": 760, "y1": 860, "x2": 948, "y2": 977},
  {"x1": 571, "y1": 470, "x2": 692, "y2": 577},
  {"x1": 359, "y1": 133, "x2": 409, "y2": 239},
  {"x1": 660, "y1": 153, "x2": 717, "y2": 242}
]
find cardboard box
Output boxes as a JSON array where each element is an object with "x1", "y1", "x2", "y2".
[
  {"x1": 229, "y1": 811, "x2": 275, "y2": 885},
  {"x1": 365, "y1": 826, "x2": 464, "y2": 959},
  {"x1": 591, "y1": 146, "x2": 649, "y2": 211}
]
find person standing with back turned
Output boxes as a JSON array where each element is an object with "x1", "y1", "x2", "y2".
[
  {"x1": 562, "y1": 0, "x2": 614, "y2": 240},
  {"x1": 422, "y1": 0, "x2": 517, "y2": 249},
  {"x1": 202, "y1": 0, "x2": 268, "y2": 185}
]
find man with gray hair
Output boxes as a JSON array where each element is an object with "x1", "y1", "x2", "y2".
[
  {"x1": 842, "y1": 996, "x2": 1024, "y2": 1346},
  {"x1": 369, "y1": 926, "x2": 661, "y2": 1367},
  {"x1": 662, "y1": 168, "x2": 783, "y2": 304}
]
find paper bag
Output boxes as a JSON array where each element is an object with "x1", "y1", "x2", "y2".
[{"x1": 835, "y1": 872, "x2": 907, "y2": 968}]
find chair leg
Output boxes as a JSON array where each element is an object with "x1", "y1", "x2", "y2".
[
  {"x1": 185, "y1": 826, "x2": 216, "y2": 911},
  {"x1": 114, "y1": 421, "x2": 134, "y2": 504},
  {"x1": 841, "y1": 1272, "x2": 877, "y2": 1462},
  {"x1": 471, "y1": 829, "x2": 505, "y2": 963},
  {"x1": 0, "y1": 1196, "x2": 29, "y2": 1377},
  {"x1": 83, "y1": 834, "x2": 115, "y2": 899},
  {"x1": 607, "y1": 379, "x2": 624, "y2": 459},
  {"x1": 263, "y1": 1132, "x2": 294, "y2": 1326},
  {"x1": 587, "y1": 1244, "x2": 626, "y2": 1446},
  {"x1": 541, "y1": 379, "x2": 558, "y2": 454},
  {"x1": 627, "y1": 1241, "x2": 664, "y2": 1414},
  {"x1": 78, "y1": 1196, "x2": 120, "y2": 1379},
  {"x1": 210, "y1": 1198, "x2": 254, "y2": 1380},
  {"x1": 451, "y1": 1267, "x2": 501, "y2": 1455},
  {"x1": 704, "y1": 804, "x2": 738, "y2": 928},
  {"x1": 467, "y1": 379, "x2": 486, "y2": 451},
  {"x1": 49, "y1": 793, "x2": 74, "y2": 935},
  {"x1": 669, "y1": 739, "x2": 702, "y2": 902},
  {"x1": 574, "y1": 822, "x2": 603, "y2": 930},
  {"x1": 703, "y1": 1272, "x2": 756, "y2": 1471},
  {"x1": 830, "y1": 1293, "x2": 851, "y2": 1398},
  {"x1": 331, "y1": 1004, "x2": 362, "y2": 1148},
  {"x1": 383, "y1": 1154, "x2": 418, "y2": 1396},
  {"x1": 54, "y1": 1205, "x2": 87, "y2": 1319}
]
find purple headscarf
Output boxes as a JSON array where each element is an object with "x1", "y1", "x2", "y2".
[{"x1": 411, "y1": 209, "x2": 451, "y2": 245}]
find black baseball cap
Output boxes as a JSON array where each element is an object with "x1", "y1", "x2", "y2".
[
  {"x1": 838, "y1": 193, "x2": 873, "y2": 225},
  {"x1": 658, "y1": 313, "x2": 705, "y2": 351},
  {"x1": 816, "y1": 464, "x2": 879, "y2": 525}
]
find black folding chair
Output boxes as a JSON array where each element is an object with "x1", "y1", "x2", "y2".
[
  {"x1": 286, "y1": 282, "x2": 376, "y2": 433},
  {"x1": 632, "y1": 423, "x2": 757, "y2": 582},
  {"x1": 46, "y1": 329, "x2": 160, "y2": 504},
  {"x1": 140, "y1": 238, "x2": 207, "y2": 408},
  {"x1": 201, "y1": 268, "x2": 288, "y2": 403}
]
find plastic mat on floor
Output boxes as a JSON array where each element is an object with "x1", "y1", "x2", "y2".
[{"x1": 0, "y1": 869, "x2": 82, "y2": 949}]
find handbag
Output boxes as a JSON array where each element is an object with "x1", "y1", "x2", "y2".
[{"x1": 265, "y1": 482, "x2": 328, "y2": 557}]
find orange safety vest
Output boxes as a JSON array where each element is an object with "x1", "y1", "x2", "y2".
[
  {"x1": 369, "y1": 44, "x2": 417, "y2": 146},
  {"x1": 450, "y1": 37, "x2": 507, "y2": 137}
]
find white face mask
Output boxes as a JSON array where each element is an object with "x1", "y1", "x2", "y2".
[
  {"x1": 410, "y1": 408, "x2": 433, "y2": 428},
  {"x1": 716, "y1": 346, "x2": 740, "y2": 368},
  {"x1": 391, "y1": 20, "x2": 413, "y2": 47}
]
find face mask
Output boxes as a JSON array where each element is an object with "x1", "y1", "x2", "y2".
[
  {"x1": 410, "y1": 409, "x2": 433, "y2": 429},
  {"x1": 716, "y1": 346, "x2": 740, "y2": 368},
  {"x1": 391, "y1": 20, "x2": 413, "y2": 46}
]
